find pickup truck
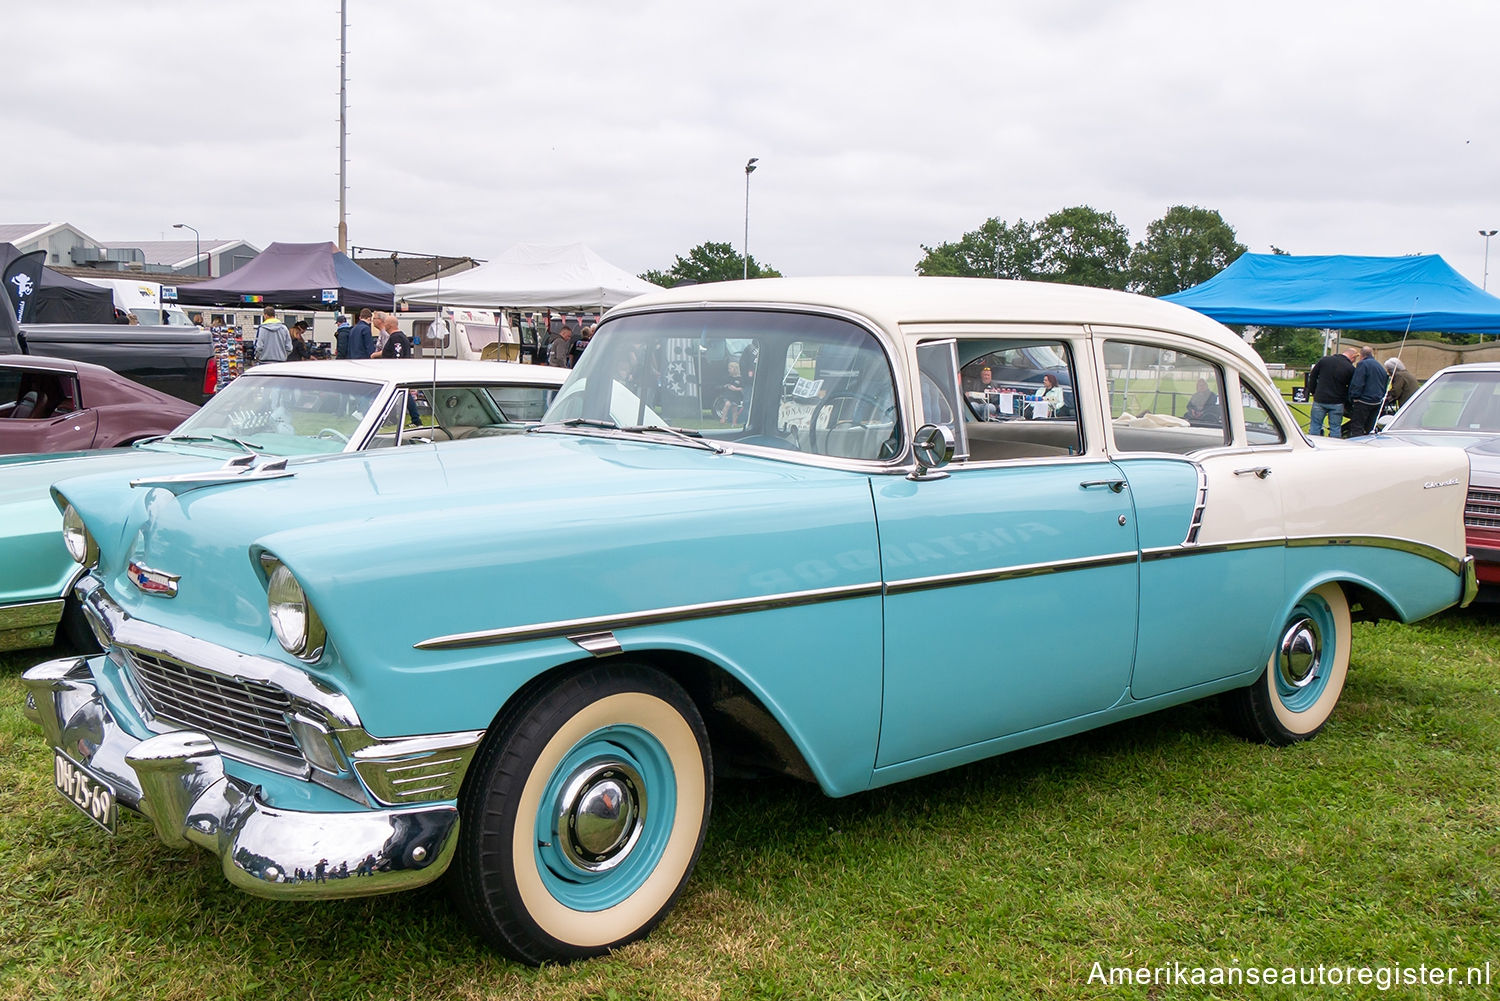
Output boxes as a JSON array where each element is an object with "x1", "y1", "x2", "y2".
[{"x1": 0, "y1": 287, "x2": 215, "y2": 404}]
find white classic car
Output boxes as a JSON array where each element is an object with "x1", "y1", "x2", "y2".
[{"x1": 25, "y1": 278, "x2": 1476, "y2": 964}]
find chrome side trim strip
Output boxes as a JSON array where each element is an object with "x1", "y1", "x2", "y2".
[
  {"x1": 883, "y1": 551, "x2": 1139, "y2": 596},
  {"x1": 1285, "y1": 535, "x2": 1465, "y2": 576},
  {"x1": 415, "y1": 581, "x2": 885, "y2": 651},
  {"x1": 1144, "y1": 535, "x2": 1465, "y2": 575},
  {"x1": 1184, "y1": 463, "x2": 1208, "y2": 545},
  {"x1": 417, "y1": 536, "x2": 1467, "y2": 654},
  {"x1": 1142, "y1": 538, "x2": 1284, "y2": 562}
]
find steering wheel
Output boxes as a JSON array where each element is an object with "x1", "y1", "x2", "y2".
[
  {"x1": 315, "y1": 427, "x2": 350, "y2": 443},
  {"x1": 809, "y1": 392, "x2": 889, "y2": 455}
]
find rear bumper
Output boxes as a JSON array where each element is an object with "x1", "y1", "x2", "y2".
[
  {"x1": 22, "y1": 656, "x2": 460, "y2": 899},
  {"x1": 0, "y1": 598, "x2": 62, "y2": 653}
]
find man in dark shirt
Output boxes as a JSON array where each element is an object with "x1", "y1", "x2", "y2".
[
  {"x1": 1306, "y1": 346, "x2": 1358, "y2": 437},
  {"x1": 1345, "y1": 345, "x2": 1391, "y2": 437},
  {"x1": 348, "y1": 308, "x2": 376, "y2": 359}
]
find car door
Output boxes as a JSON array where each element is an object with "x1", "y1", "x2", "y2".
[
  {"x1": 1096, "y1": 335, "x2": 1288, "y2": 700},
  {"x1": 873, "y1": 335, "x2": 1139, "y2": 770}
]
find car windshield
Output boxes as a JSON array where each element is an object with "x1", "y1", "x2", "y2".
[
  {"x1": 1389, "y1": 370, "x2": 1500, "y2": 433},
  {"x1": 543, "y1": 309, "x2": 901, "y2": 460},
  {"x1": 170, "y1": 374, "x2": 384, "y2": 455}
]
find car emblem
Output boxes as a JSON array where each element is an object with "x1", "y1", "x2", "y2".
[{"x1": 128, "y1": 561, "x2": 179, "y2": 597}]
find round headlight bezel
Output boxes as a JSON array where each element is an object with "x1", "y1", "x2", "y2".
[
  {"x1": 267, "y1": 563, "x2": 326, "y2": 660},
  {"x1": 61, "y1": 504, "x2": 98, "y2": 567}
]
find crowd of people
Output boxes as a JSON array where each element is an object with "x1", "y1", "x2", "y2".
[{"x1": 1305, "y1": 344, "x2": 1417, "y2": 438}]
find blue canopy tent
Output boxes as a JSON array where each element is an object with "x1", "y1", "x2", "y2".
[{"x1": 1161, "y1": 254, "x2": 1500, "y2": 334}]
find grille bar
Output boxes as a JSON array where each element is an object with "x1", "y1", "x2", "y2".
[
  {"x1": 1467, "y1": 489, "x2": 1500, "y2": 530},
  {"x1": 123, "y1": 647, "x2": 303, "y2": 760}
]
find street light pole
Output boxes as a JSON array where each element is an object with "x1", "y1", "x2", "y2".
[
  {"x1": 1481, "y1": 230, "x2": 1497, "y2": 290},
  {"x1": 743, "y1": 157, "x2": 759, "y2": 280},
  {"x1": 173, "y1": 223, "x2": 201, "y2": 277}
]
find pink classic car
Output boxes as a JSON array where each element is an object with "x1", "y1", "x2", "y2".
[{"x1": 0, "y1": 354, "x2": 200, "y2": 455}]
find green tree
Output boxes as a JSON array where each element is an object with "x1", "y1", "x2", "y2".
[
  {"x1": 1250, "y1": 326, "x2": 1324, "y2": 367},
  {"x1": 640, "y1": 241, "x2": 781, "y2": 286},
  {"x1": 915, "y1": 217, "x2": 1040, "y2": 278},
  {"x1": 1033, "y1": 206, "x2": 1132, "y2": 289},
  {"x1": 1128, "y1": 205, "x2": 1248, "y2": 296}
]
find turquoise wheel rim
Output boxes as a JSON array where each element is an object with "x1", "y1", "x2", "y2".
[
  {"x1": 1275, "y1": 593, "x2": 1336, "y2": 714},
  {"x1": 533, "y1": 723, "x2": 678, "y2": 911}
]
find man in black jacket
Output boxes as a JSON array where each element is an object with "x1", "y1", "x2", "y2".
[{"x1": 1306, "y1": 346, "x2": 1358, "y2": 437}]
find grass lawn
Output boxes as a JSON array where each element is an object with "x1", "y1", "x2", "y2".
[{"x1": 1, "y1": 606, "x2": 1497, "y2": 1000}]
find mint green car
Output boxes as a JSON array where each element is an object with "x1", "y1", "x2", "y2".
[{"x1": 0, "y1": 358, "x2": 564, "y2": 650}]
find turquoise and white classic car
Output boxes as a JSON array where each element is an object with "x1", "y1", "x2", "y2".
[
  {"x1": 24, "y1": 278, "x2": 1477, "y2": 964},
  {"x1": 0, "y1": 358, "x2": 566, "y2": 652}
]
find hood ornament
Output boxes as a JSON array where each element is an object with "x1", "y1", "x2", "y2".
[{"x1": 131, "y1": 454, "x2": 293, "y2": 495}]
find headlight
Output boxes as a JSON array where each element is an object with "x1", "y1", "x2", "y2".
[
  {"x1": 267, "y1": 563, "x2": 326, "y2": 660},
  {"x1": 61, "y1": 505, "x2": 98, "y2": 566}
]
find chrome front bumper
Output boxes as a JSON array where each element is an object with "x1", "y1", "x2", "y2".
[{"x1": 23, "y1": 656, "x2": 461, "y2": 900}]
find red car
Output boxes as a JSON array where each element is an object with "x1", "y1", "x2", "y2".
[{"x1": 0, "y1": 355, "x2": 200, "y2": 455}]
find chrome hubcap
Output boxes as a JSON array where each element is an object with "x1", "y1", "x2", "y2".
[
  {"x1": 555, "y1": 760, "x2": 646, "y2": 872},
  {"x1": 1278, "y1": 616, "x2": 1322, "y2": 689}
]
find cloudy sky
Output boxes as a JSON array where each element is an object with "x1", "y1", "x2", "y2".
[{"x1": 6, "y1": 0, "x2": 1500, "y2": 286}]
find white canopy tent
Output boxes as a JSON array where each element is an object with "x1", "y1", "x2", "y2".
[{"x1": 395, "y1": 242, "x2": 661, "y2": 309}]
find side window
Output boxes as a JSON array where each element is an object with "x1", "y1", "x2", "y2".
[
  {"x1": 958, "y1": 341, "x2": 1083, "y2": 460},
  {"x1": 1239, "y1": 383, "x2": 1286, "y2": 445},
  {"x1": 1103, "y1": 342, "x2": 1228, "y2": 455},
  {"x1": 366, "y1": 390, "x2": 409, "y2": 448},
  {"x1": 487, "y1": 386, "x2": 556, "y2": 423},
  {"x1": 916, "y1": 340, "x2": 965, "y2": 458}
]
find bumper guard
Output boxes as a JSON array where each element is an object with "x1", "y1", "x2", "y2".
[{"x1": 23, "y1": 656, "x2": 461, "y2": 899}]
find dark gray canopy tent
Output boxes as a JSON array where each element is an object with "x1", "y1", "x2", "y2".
[
  {"x1": 177, "y1": 241, "x2": 395, "y2": 312},
  {"x1": 0, "y1": 243, "x2": 114, "y2": 324},
  {"x1": 1161, "y1": 254, "x2": 1500, "y2": 334}
]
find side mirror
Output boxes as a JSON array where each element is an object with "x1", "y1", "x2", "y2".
[{"x1": 909, "y1": 423, "x2": 954, "y2": 481}]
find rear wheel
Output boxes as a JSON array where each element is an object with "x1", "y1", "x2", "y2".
[
  {"x1": 1223, "y1": 582, "x2": 1351, "y2": 746},
  {"x1": 450, "y1": 663, "x2": 711, "y2": 964}
]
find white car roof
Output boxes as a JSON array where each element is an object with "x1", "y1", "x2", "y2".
[
  {"x1": 244, "y1": 359, "x2": 567, "y2": 386},
  {"x1": 617, "y1": 276, "x2": 1268, "y2": 373}
]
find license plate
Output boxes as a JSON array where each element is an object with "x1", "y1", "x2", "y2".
[{"x1": 53, "y1": 749, "x2": 117, "y2": 834}]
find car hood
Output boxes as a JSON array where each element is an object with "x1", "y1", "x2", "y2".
[
  {"x1": 56, "y1": 433, "x2": 881, "y2": 713},
  {"x1": 1376, "y1": 430, "x2": 1500, "y2": 480}
]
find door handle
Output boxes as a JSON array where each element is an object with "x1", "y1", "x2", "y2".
[
  {"x1": 1080, "y1": 478, "x2": 1128, "y2": 493},
  {"x1": 1234, "y1": 466, "x2": 1272, "y2": 479}
]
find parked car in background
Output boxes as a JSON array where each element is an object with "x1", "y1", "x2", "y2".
[
  {"x1": 2, "y1": 285, "x2": 216, "y2": 404},
  {"x1": 23, "y1": 278, "x2": 1476, "y2": 964},
  {"x1": 0, "y1": 358, "x2": 566, "y2": 652},
  {"x1": 1377, "y1": 361, "x2": 1500, "y2": 596},
  {"x1": 0, "y1": 354, "x2": 200, "y2": 455}
]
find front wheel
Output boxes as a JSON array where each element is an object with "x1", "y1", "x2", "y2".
[
  {"x1": 1223, "y1": 582, "x2": 1351, "y2": 746},
  {"x1": 450, "y1": 663, "x2": 712, "y2": 964}
]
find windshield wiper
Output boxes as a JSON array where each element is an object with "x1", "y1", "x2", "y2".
[
  {"x1": 619, "y1": 424, "x2": 726, "y2": 454},
  {"x1": 210, "y1": 434, "x2": 265, "y2": 452},
  {"x1": 528, "y1": 417, "x2": 620, "y2": 433},
  {"x1": 528, "y1": 417, "x2": 725, "y2": 453}
]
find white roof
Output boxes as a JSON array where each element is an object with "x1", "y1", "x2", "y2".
[
  {"x1": 247, "y1": 358, "x2": 567, "y2": 386},
  {"x1": 616, "y1": 276, "x2": 1268, "y2": 372},
  {"x1": 396, "y1": 243, "x2": 661, "y2": 309}
]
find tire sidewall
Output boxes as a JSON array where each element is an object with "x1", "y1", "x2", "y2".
[
  {"x1": 1265, "y1": 582, "x2": 1351, "y2": 739},
  {"x1": 460, "y1": 666, "x2": 710, "y2": 962}
]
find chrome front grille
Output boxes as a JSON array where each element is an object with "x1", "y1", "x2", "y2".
[
  {"x1": 1467, "y1": 488, "x2": 1500, "y2": 530},
  {"x1": 122, "y1": 646, "x2": 303, "y2": 762}
]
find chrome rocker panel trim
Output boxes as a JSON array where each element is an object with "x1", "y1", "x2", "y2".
[{"x1": 22, "y1": 656, "x2": 459, "y2": 900}]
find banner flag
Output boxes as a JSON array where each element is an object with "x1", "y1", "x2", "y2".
[{"x1": 2, "y1": 250, "x2": 46, "y2": 323}]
